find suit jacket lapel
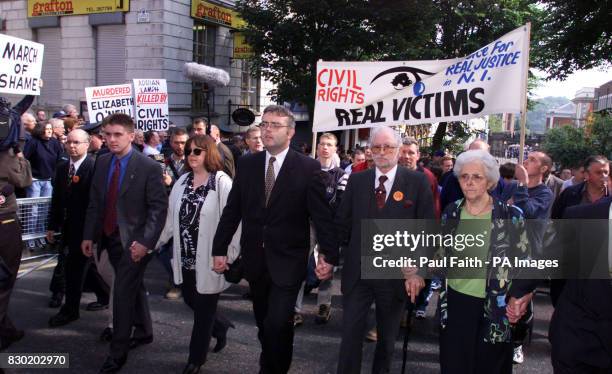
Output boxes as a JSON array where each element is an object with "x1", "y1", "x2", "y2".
[
  {"x1": 255, "y1": 151, "x2": 266, "y2": 207},
  {"x1": 267, "y1": 149, "x2": 295, "y2": 207},
  {"x1": 383, "y1": 167, "x2": 405, "y2": 215}
]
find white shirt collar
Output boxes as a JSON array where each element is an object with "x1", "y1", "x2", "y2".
[
  {"x1": 265, "y1": 146, "x2": 290, "y2": 178},
  {"x1": 70, "y1": 154, "x2": 87, "y2": 173},
  {"x1": 375, "y1": 164, "x2": 398, "y2": 201}
]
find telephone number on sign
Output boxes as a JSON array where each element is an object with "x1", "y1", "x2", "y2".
[{"x1": 1, "y1": 353, "x2": 69, "y2": 368}]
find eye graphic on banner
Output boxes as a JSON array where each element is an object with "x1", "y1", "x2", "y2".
[{"x1": 370, "y1": 66, "x2": 435, "y2": 92}]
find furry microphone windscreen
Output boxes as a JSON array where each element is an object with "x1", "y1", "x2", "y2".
[{"x1": 183, "y1": 62, "x2": 230, "y2": 87}]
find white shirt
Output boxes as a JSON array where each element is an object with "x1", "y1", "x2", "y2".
[
  {"x1": 70, "y1": 154, "x2": 87, "y2": 174},
  {"x1": 143, "y1": 144, "x2": 160, "y2": 156},
  {"x1": 265, "y1": 147, "x2": 290, "y2": 180},
  {"x1": 374, "y1": 164, "x2": 398, "y2": 202}
]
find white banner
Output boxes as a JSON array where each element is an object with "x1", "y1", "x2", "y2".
[
  {"x1": 313, "y1": 25, "x2": 530, "y2": 132},
  {"x1": 85, "y1": 83, "x2": 134, "y2": 124},
  {"x1": 0, "y1": 34, "x2": 44, "y2": 96},
  {"x1": 133, "y1": 79, "x2": 169, "y2": 131}
]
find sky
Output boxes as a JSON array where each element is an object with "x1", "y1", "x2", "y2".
[{"x1": 532, "y1": 67, "x2": 611, "y2": 99}]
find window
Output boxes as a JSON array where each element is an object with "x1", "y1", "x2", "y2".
[
  {"x1": 96, "y1": 25, "x2": 126, "y2": 86},
  {"x1": 192, "y1": 22, "x2": 217, "y2": 111},
  {"x1": 239, "y1": 60, "x2": 259, "y2": 111}
]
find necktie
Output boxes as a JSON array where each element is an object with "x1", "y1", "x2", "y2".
[
  {"x1": 68, "y1": 163, "x2": 75, "y2": 185},
  {"x1": 265, "y1": 156, "x2": 276, "y2": 206},
  {"x1": 103, "y1": 159, "x2": 121, "y2": 236},
  {"x1": 375, "y1": 175, "x2": 388, "y2": 210}
]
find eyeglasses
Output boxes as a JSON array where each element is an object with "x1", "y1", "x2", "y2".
[
  {"x1": 371, "y1": 144, "x2": 398, "y2": 154},
  {"x1": 65, "y1": 141, "x2": 88, "y2": 145},
  {"x1": 459, "y1": 173, "x2": 486, "y2": 183},
  {"x1": 259, "y1": 122, "x2": 289, "y2": 130},
  {"x1": 185, "y1": 147, "x2": 205, "y2": 156}
]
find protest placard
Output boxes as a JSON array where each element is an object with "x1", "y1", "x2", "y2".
[
  {"x1": 133, "y1": 79, "x2": 169, "y2": 131},
  {"x1": 313, "y1": 24, "x2": 530, "y2": 132},
  {"x1": 85, "y1": 83, "x2": 134, "y2": 124},
  {"x1": 0, "y1": 34, "x2": 44, "y2": 96}
]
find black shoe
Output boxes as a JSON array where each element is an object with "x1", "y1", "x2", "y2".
[
  {"x1": 86, "y1": 302, "x2": 109, "y2": 311},
  {"x1": 212, "y1": 322, "x2": 235, "y2": 353},
  {"x1": 99, "y1": 355, "x2": 126, "y2": 373},
  {"x1": 100, "y1": 327, "x2": 113, "y2": 342},
  {"x1": 0, "y1": 330, "x2": 24, "y2": 350},
  {"x1": 48, "y1": 312, "x2": 79, "y2": 327},
  {"x1": 48, "y1": 293, "x2": 63, "y2": 308},
  {"x1": 129, "y1": 335, "x2": 153, "y2": 349},
  {"x1": 182, "y1": 363, "x2": 202, "y2": 374}
]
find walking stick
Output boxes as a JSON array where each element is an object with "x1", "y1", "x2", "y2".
[{"x1": 401, "y1": 308, "x2": 413, "y2": 374}]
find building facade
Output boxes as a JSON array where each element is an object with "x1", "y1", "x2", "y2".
[{"x1": 0, "y1": 0, "x2": 273, "y2": 130}]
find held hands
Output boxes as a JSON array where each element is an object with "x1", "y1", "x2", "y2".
[
  {"x1": 81, "y1": 240, "x2": 93, "y2": 257},
  {"x1": 404, "y1": 274, "x2": 425, "y2": 304},
  {"x1": 315, "y1": 254, "x2": 333, "y2": 280},
  {"x1": 212, "y1": 256, "x2": 228, "y2": 274},
  {"x1": 130, "y1": 241, "x2": 148, "y2": 262},
  {"x1": 506, "y1": 293, "x2": 533, "y2": 323},
  {"x1": 162, "y1": 172, "x2": 172, "y2": 186}
]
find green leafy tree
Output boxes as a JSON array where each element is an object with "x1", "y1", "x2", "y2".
[
  {"x1": 533, "y1": 0, "x2": 611, "y2": 80},
  {"x1": 543, "y1": 113, "x2": 611, "y2": 167},
  {"x1": 236, "y1": 0, "x2": 438, "y2": 117}
]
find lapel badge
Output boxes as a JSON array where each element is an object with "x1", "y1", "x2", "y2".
[
  {"x1": 393, "y1": 191, "x2": 404, "y2": 201},
  {"x1": 72, "y1": 175, "x2": 80, "y2": 184}
]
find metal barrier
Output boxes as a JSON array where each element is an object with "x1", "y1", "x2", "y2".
[
  {"x1": 16, "y1": 197, "x2": 58, "y2": 274},
  {"x1": 16, "y1": 197, "x2": 52, "y2": 242}
]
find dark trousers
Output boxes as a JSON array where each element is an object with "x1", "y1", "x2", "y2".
[
  {"x1": 0, "y1": 215, "x2": 23, "y2": 338},
  {"x1": 180, "y1": 269, "x2": 222, "y2": 366},
  {"x1": 250, "y1": 272, "x2": 301, "y2": 374},
  {"x1": 102, "y1": 233, "x2": 152, "y2": 359},
  {"x1": 439, "y1": 287, "x2": 513, "y2": 374},
  {"x1": 61, "y1": 245, "x2": 110, "y2": 316},
  {"x1": 337, "y1": 280, "x2": 405, "y2": 374},
  {"x1": 50, "y1": 243, "x2": 109, "y2": 307}
]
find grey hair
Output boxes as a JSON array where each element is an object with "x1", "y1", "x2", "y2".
[
  {"x1": 368, "y1": 126, "x2": 402, "y2": 148},
  {"x1": 49, "y1": 118, "x2": 64, "y2": 128},
  {"x1": 262, "y1": 105, "x2": 296, "y2": 128},
  {"x1": 454, "y1": 150, "x2": 500, "y2": 187},
  {"x1": 62, "y1": 104, "x2": 77, "y2": 113}
]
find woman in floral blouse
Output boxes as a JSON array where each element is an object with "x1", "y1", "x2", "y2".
[
  {"x1": 157, "y1": 135, "x2": 240, "y2": 374},
  {"x1": 434, "y1": 150, "x2": 535, "y2": 374}
]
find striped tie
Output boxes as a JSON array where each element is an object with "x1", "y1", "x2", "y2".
[{"x1": 265, "y1": 157, "x2": 276, "y2": 206}]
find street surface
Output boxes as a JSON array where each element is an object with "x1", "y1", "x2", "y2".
[{"x1": 5, "y1": 256, "x2": 554, "y2": 373}]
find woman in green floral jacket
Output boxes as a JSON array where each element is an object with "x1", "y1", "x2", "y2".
[{"x1": 433, "y1": 150, "x2": 536, "y2": 374}]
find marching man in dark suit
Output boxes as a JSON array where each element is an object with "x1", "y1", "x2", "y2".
[
  {"x1": 335, "y1": 126, "x2": 435, "y2": 374},
  {"x1": 47, "y1": 129, "x2": 108, "y2": 327},
  {"x1": 82, "y1": 114, "x2": 167, "y2": 373},
  {"x1": 212, "y1": 105, "x2": 338, "y2": 374}
]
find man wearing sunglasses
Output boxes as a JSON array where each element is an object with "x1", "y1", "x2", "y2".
[{"x1": 212, "y1": 105, "x2": 338, "y2": 374}]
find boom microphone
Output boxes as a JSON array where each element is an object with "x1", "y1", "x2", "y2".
[{"x1": 183, "y1": 62, "x2": 230, "y2": 87}]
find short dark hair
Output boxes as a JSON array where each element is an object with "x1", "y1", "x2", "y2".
[
  {"x1": 184, "y1": 135, "x2": 223, "y2": 173},
  {"x1": 33, "y1": 120, "x2": 51, "y2": 139},
  {"x1": 102, "y1": 113, "x2": 135, "y2": 133},
  {"x1": 262, "y1": 105, "x2": 295, "y2": 128},
  {"x1": 144, "y1": 130, "x2": 157, "y2": 144},
  {"x1": 499, "y1": 162, "x2": 516, "y2": 179},
  {"x1": 170, "y1": 127, "x2": 187, "y2": 139},
  {"x1": 584, "y1": 155, "x2": 609, "y2": 171},
  {"x1": 192, "y1": 118, "x2": 207, "y2": 126}
]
